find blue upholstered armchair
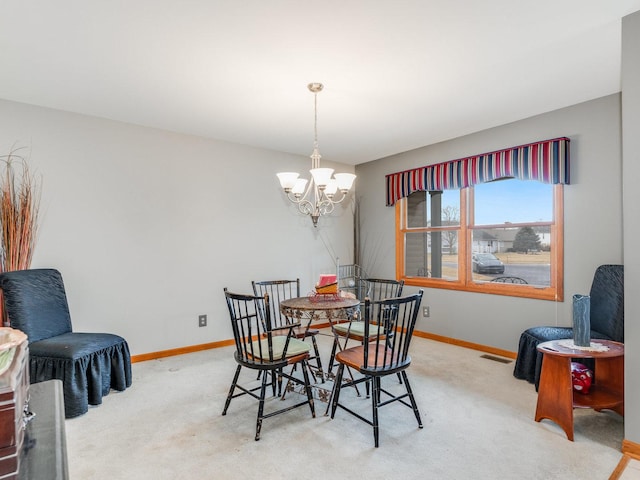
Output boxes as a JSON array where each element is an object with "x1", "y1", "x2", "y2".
[
  {"x1": 513, "y1": 264, "x2": 624, "y2": 389},
  {"x1": 0, "y1": 268, "x2": 132, "y2": 418}
]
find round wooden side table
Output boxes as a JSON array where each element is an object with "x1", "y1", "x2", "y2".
[{"x1": 535, "y1": 339, "x2": 624, "y2": 441}]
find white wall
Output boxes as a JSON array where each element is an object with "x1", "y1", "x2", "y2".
[
  {"x1": 622, "y1": 10, "x2": 640, "y2": 445},
  {"x1": 0, "y1": 99, "x2": 355, "y2": 355},
  {"x1": 355, "y1": 94, "x2": 623, "y2": 352}
]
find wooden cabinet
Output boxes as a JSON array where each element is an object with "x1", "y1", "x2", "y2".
[{"x1": 0, "y1": 339, "x2": 29, "y2": 479}]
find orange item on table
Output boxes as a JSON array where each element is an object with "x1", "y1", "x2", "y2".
[{"x1": 316, "y1": 274, "x2": 338, "y2": 294}]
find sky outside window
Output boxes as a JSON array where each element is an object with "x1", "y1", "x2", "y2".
[{"x1": 473, "y1": 179, "x2": 552, "y2": 225}]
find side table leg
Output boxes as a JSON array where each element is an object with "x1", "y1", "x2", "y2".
[{"x1": 535, "y1": 353, "x2": 575, "y2": 441}]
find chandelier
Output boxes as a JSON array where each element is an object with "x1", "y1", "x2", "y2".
[{"x1": 277, "y1": 83, "x2": 356, "y2": 227}]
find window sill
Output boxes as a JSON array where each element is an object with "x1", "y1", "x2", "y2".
[{"x1": 403, "y1": 277, "x2": 562, "y2": 301}]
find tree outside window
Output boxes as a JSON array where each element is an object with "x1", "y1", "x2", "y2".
[{"x1": 513, "y1": 226, "x2": 542, "y2": 253}]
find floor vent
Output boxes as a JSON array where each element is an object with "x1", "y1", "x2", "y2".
[{"x1": 480, "y1": 354, "x2": 512, "y2": 364}]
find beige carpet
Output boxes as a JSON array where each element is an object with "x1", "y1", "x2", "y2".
[{"x1": 65, "y1": 331, "x2": 626, "y2": 479}]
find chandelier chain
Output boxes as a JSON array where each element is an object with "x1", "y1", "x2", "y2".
[{"x1": 311, "y1": 88, "x2": 321, "y2": 167}]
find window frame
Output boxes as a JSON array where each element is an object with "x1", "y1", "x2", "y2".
[{"x1": 395, "y1": 183, "x2": 564, "y2": 301}]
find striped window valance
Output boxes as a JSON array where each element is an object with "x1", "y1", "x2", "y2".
[{"x1": 385, "y1": 137, "x2": 570, "y2": 206}]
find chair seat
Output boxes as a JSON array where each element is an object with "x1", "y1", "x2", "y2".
[
  {"x1": 250, "y1": 336, "x2": 310, "y2": 360},
  {"x1": 29, "y1": 332, "x2": 129, "y2": 359},
  {"x1": 335, "y1": 343, "x2": 411, "y2": 374},
  {"x1": 333, "y1": 321, "x2": 384, "y2": 339}
]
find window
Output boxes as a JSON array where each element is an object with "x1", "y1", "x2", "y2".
[{"x1": 396, "y1": 179, "x2": 564, "y2": 300}]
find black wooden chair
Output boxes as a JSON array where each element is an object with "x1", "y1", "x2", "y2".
[
  {"x1": 329, "y1": 290, "x2": 424, "y2": 447},
  {"x1": 252, "y1": 279, "x2": 324, "y2": 382},
  {"x1": 222, "y1": 289, "x2": 315, "y2": 441},
  {"x1": 513, "y1": 264, "x2": 624, "y2": 389},
  {"x1": 327, "y1": 278, "x2": 404, "y2": 375},
  {"x1": 0, "y1": 268, "x2": 132, "y2": 418}
]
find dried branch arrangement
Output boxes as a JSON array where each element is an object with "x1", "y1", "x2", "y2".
[{"x1": 0, "y1": 150, "x2": 41, "y2": 273}]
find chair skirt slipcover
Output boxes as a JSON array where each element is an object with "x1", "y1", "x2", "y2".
[
  {"x1": 512, "y1": 327, "x2": 610, "y2": 389},
  {"x1": 0, "y1": 268, "x2": 132, "y2": 418},
  {"x1": 29, "y1": 332, "x2": 132, "y2": 418}
]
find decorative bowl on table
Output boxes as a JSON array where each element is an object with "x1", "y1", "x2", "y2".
[{"x1": 0, "y1": 327, "x2": 27, "y2": 376}]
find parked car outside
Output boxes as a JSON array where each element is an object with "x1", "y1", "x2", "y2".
[{"x1": 472, "y1": 253, "x2": 505, "y2": 274}]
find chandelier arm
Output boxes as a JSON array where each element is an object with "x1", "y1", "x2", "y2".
[
  {"x1": 297, "y1": 200, "x2": 316, "y2": 216},
  {"x1": 317, "y1": 200, "x2": 335, "y2": 216},
  {"x1": 325, "y1": 191, "x2": 349, "y2": 204}
]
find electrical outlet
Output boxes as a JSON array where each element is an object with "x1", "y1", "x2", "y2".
[
  {"x1": 198, "y1": 314, "x2": 207, "y2": 327},
  {"x1": 423, "y1": 306, "x2": 430, "y2": 317}
]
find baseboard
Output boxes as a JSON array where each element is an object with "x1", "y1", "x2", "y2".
[
  {"x1": 622, "y1": 439, "x2": 640, "y2": 458},
  {"x1": 609, "y1": 440, "x2": 640, "y2": 480},
  {"x1": 131, "y1": 338, "x2": 235, "y2": 363},
  {"x1": 413, "y1": 330, "x2": 518, "y2": 359},
  {"x1": 131, "y1": 328, "x2": 516, "y2": 363}
]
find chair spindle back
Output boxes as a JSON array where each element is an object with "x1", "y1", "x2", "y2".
[
  {"x1": 362, "y1": 290, "x2": 423, "y2": 372},
  {"x1": 251, "y1": 279, "x2": 300, "y2": 329},
  {"x1": 364, "y1": 278, "x2": 405, "y2": 303},
  {"x1": 224, "y1": 289, "x2": 288, "y2": 366}
]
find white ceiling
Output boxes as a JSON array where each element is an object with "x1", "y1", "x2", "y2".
[{"x1": 1, "y1": 1, "x2": 640, "y2": 165}]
